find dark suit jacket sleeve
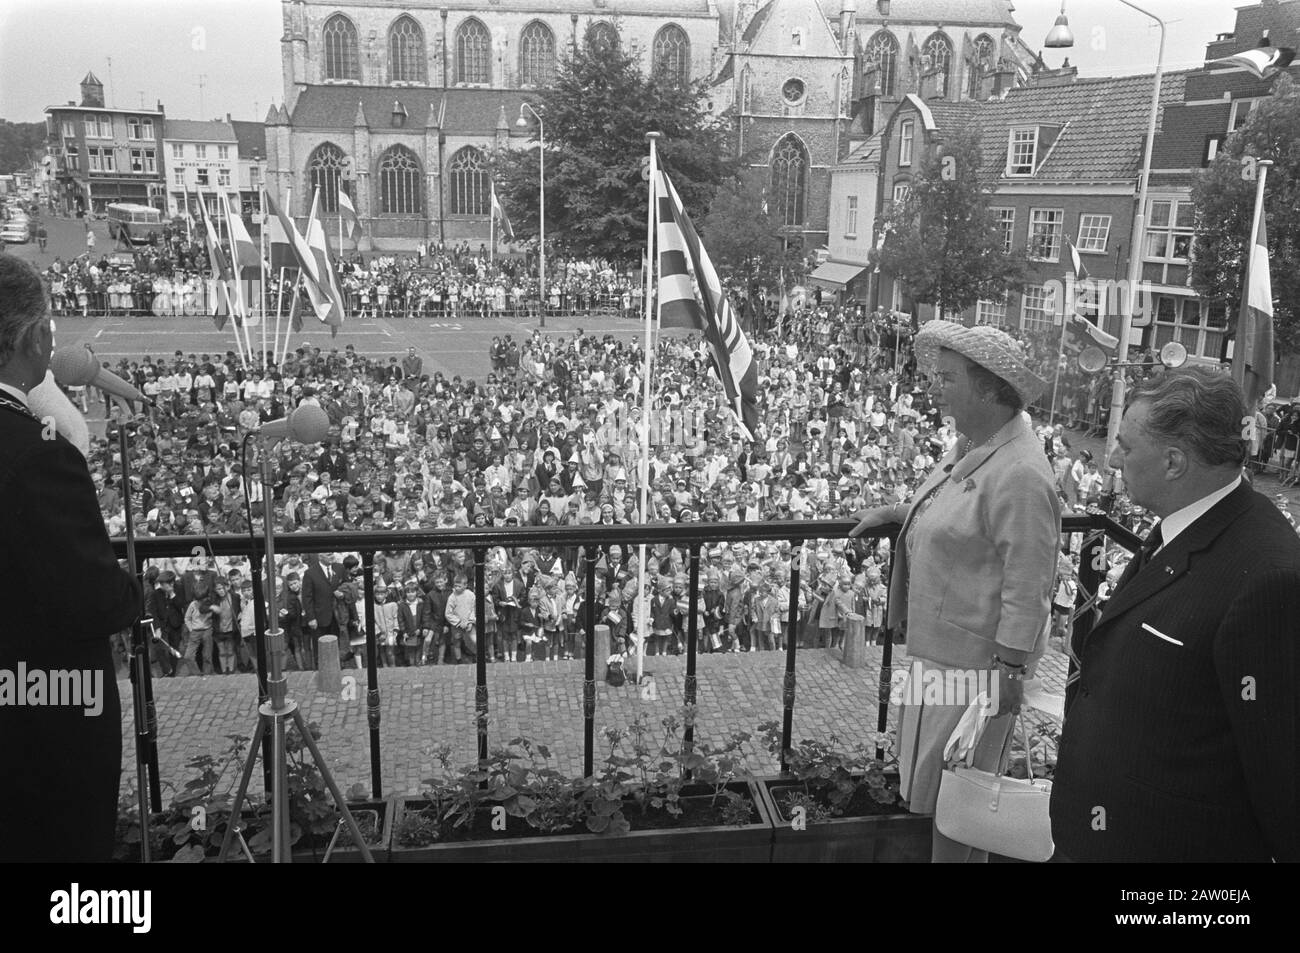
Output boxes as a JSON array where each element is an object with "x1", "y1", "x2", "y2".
[
  {"x1": 1215, "y1": 566, "x2": 1300, "y2": 861},
  {"x1": 10, "y1": 436, "x2": 139, "y2": 639}
]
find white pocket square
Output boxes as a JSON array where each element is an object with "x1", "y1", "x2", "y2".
[{"x1": 1141, "y1": 622, "x2": 1183, "y2": 646}]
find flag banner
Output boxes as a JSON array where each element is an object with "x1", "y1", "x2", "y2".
[
  {"x1": 653, "y1": 169, "x2": 760, "y2": 439},
  {"x1": 265, "y1": 197, "x2": 297, "y2": 272},
  {"x1": 218, "y1": 193, "x2": 249, "y2": 327},
  {"x1": 1065, "y1": 234, "x2": 1090, "y2": 282},
  {"x1": 264, "y1": 190, "x2": 322, "y2": 287},
  {"x1": 1207, "y1": 46, "x2": 1295, "y2": 79},
  {"x1": 305, "y1": 193, "x2": 347, "y2": 336},
  {"x1": 491, "y1": 183, "x2": 514, "y2": 242},
  {"x1": 1065, "y1": 314, "x2": 1118, "y2": 356},
  {"x1": 223, "y1": 194, "x2": 261, "y2": 273},
  {"x1": 197, "y1": 194, "x2": 233, "y2": 330},
  {"x1": 339, "y1": 188, "x2": 360, "y2": 240},
  {"x1": 1231, "y1": 209, "x2": 1274, "y2": 407}
]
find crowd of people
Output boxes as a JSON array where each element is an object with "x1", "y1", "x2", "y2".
[
  {"x1": 37, "y1": 230, "x2": 645, "y2": 321},
  {"x1": 62, "y1": 289, "x2": 1294, "y2": 680}
]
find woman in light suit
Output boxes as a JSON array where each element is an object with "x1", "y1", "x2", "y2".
[{"x1": 851, "y1": 322, "x2": 1060, "y2": 862}]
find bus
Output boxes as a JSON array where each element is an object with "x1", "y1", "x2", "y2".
[{"x1": 106, "y1": 203, "x2": 163, "y2": 247}]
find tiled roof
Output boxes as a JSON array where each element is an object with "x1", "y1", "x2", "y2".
[
  {"x1": 290, "y1": 86, "x2": 534, "y2": 138},
  {"x1": 163, "y1": 119, "x2": 237, "y2": 142},
  {"x1": 824, "y1": 0, "x2": 1018, "y2": 27},
  {"x1": 967, "y1": 71, "x2": 1190, "y2": 181},
  {"x1": 837, "y1": 134, "x2": 881, "y2": 167},
  {"x1": 925, "y1": 100, "x2": 982, "y2": 131},
  {"x1": 418, "y1": 0, "x2": 712, "y2": 12},
  {"x1": 230, "y1": 120, "x2": 266, "y2": 160}
]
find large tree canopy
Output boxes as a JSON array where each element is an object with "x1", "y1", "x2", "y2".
[
  {"x1": 1191, "y1": 74, "x2": 1300, "y2": 357},
  {"x1": 873, "y1": 124, "x2": 1026, "y2": 319},
  {"x1": 701, "y1": 176, "x2": 806, "y2": 303},
  {"x1": 494, "y1": 25, "x2": 737, "y2": 263}
]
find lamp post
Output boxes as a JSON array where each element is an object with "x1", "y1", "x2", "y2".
[
  {"x1": 516, "y1": 103, "x2": 546, "y2": 327},
  {"x1": 1047, "y1": 0, "x2": 1166, "y2": 459}
]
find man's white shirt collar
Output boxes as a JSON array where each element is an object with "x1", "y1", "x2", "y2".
[{"x1": 1156, "y1": 474, "x2": 1242, "y2": 550}]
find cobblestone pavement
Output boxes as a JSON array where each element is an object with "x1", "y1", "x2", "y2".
[{"x1": 117, "y1": 644, "x2": 1069, "y2": 799}]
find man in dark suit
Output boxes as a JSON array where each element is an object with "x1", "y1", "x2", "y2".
[
  {"x1": 298, "y1": 553, "x2": 340, "y2": 670},
  {"x1": 0, "y1": 254, "x2": 140, "y2": 862},
  {"x1": 1052, "y1": 368, "x2": 1300, "y2": 862}
]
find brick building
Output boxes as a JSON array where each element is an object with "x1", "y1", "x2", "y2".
[{"x1": 44, "y1": 73, "x2": 167, "y2": 217}]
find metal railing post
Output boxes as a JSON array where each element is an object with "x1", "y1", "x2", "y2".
[
  {"x1": 583, "y1": 544, "x2": 599, "y2": 778},
  {"x1": 473, "y1": 547, "x2": 489, "y2": 763},
  {"x1": 780, "y1": 538, "x2": 805, "y2": 773},
  {"x1": 361, "y1": 551, "x2": 383, "y2": 798},
  {"x1": 683, "y1": 543, "x2": 701, "y2": 750}
]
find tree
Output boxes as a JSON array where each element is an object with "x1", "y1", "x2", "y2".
[
  {"x1": 1190, "y1": 74, "x2": 1300, "y2": 357},
  {"x1": 700, "y1": 177, "x2": 805, "y2": 304},
  {"x1": 0, "y1": 120, "x2": 46, "y2": 175},
  {"x1": 873, "y1": 124, "x2": 1026, "y2": 319},
  {"x1": 494, "y1": 25, "x2": 737, "y2": 263}
]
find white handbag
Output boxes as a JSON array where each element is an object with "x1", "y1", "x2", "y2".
[{"x1": 934, "y1": 696, "x2": 1054, "y2": 863}]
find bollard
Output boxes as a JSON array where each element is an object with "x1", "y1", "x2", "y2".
[
  {"x1": 841, "y1": 613, "x2": 866, "y2": 670},
  {"x1": 315, "y1": 635, "x2": 342, "y2": 694},
  {"x1": 594, "y1": 624, "x2": 611, "y2": 660}
]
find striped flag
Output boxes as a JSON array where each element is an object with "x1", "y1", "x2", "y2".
[
  {"x1": 338, "y1": 187, "x2": 360, "y2": 240},
  {"x1": 222, "y1": 193, "x2": 260, "y2": 273},
  {"x1": 1065, "y1": 314, "x2": 1118, "y2": 356},
  {"x1": 265, "y1": 195, "x2": 297, "y2": 272},
  {"x1": 653, "y1": 169, "x2": 759, "y2": 440},
  {"x1": 491, "y1": 182, "x2": 514, "y2": 242},
  {"x1": 1207, "y1": 45, "x2": 1295, "y2": 79},
  {"x1": 304, "y1": 190, "x2": 347, "y2": 336},
  {"x1": 1231, "y1": 210, "x2": 1274, "y2": 408},
  {"x1": 196, "y1": 194, "x2": 234, "y2": 330}
]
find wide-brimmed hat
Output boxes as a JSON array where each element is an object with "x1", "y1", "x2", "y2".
[{"x1": 913, "y1": 321, "x2": 1047, "y2": 407}]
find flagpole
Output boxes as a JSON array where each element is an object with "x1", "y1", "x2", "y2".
[
  {"x1": 208, "y1": 191, "x2": 245, "y2": 368},
  {"x1": 636, "y1": 131, "x2": 661, "y2": 685},
  {"x1": 1232, "y1": 159, "x2": 1272, "y2": 407},
  {"x1": 273, "y1": 185, "x2": 294, "y2": 365},
  {"x1": 281, "y1": 272, "x2": 302, "y2": 369},
  {"x1": 224, "y1": 192, "x2": 256, "y2": 366},
  {"x1": 489, "y1": 183, "x2": 496, "y2": 267},
  {"x1": 260, "y1": 187, "x2": 268, "y2": 369},
  {"x1": 1049, "y1": 274, "x2": 1070, "y2": 427}
]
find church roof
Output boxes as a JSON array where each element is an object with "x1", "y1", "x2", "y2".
[
  {"x1": 393, "y1": 0, "x2": 712, "y2": 14},
  {"x1": 829, "y1": 0, "x2": 1019, "y2": 28}
]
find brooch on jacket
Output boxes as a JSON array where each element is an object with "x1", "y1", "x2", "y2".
[{"x1": 962, "y1": 479, "x2": 976, "y2": 493}]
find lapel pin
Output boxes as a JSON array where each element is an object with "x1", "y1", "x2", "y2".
[
  {"x1": 962, "y1": 479, "x2": 976, "y2": 493},
  {"x1": 1164, "y1": 566, "x2": 1174, "y2": 574}
]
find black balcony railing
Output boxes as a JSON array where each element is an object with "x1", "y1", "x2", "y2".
[{"x1": 111, "y1": 515, "x2": 1138, "y2": 807}]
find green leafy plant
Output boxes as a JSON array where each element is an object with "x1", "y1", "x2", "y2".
[{"x1": 758, "y1": 720, "x2": 900, "y2": 819}]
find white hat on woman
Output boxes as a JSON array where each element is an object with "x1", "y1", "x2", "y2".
[{"x1": 912, "y1": 321, "x2": 1048, "y2": 408}]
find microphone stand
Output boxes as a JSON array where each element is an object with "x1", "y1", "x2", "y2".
[
  {"x1": 110, "y1": 402, "x2": 163, "y2": 861},
  {"x1": 217, "y1": 430, "x2": 374, "y2": 863}
]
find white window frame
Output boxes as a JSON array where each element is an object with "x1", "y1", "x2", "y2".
[
  {"x1": 1006, "y1": 126, "x2": 1038, "y2": 177},
  {"x1": 218, "y1": 168, "x2": 231, "y2": 187},
  {"x1": 1028, "y1": 207, "x2": 1064, "y2": 262},
  {"x1": 1020, "y1": 283, "x2": 1057, "y2": 333},
  {"x1": 1143, "y1": 197, "x2": 1194, "y2": 263},
  {"x1": 845, "y1": 195, "x2": 858, "y2": 238},
  {"x1": 61, "y1": 121, "x2": 75, "y2": 139},
  {"x1": 892, "y1": 182, "x2": 910, "y2": 206},
  {"x1": 128, "y1": 117, "x2": 142, "y2": 140},
  {"x1": 975, "y1": 296, "x2": 1008, "y2": 327},
  {"x1": 1229, "y1": 97, "x2": 1264, "y2": 134},
  {"x1": 899, "y1": 119, "x2": 915, "y2": 166},
  {"x1": 87, "y1": 147, "x2": 102, "y2": 172},
  {"x1": 101, "y1": 148, "x2": 115, "y2": 172},
  {"x1": 141, "y1": 118, "x2": 154, "y2": 139},
  {"x1": 171, "y1": 143, "x2": 184, "y2": 159},
  {"x1": 196, "y1": 167, "x2": 209, "y2": 187},
  {"x1": 195, "y1": 144, "x2": 207, "y2": 159},
  {"x1": 1152, "y1": 295, "x2": 1227, "y2": 360},
  {"x1": 173, "y1": 168, "x2": 185, "y2": 187},
  {"x1": 991, "y1": 207, "x2": 1015, "y2": 254},
  {"x1": 1076, "y1": 213, "x2": 1111, "y2": 253},
  {"x1": 218, "y1": 144, "x2": 230, "y2": 160},
  {"x1": 142, "y1": 149, "x2": 156, "y2": 174}
]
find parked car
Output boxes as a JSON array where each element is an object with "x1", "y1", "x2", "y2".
[{"x1": 0, "y1": 223, "x2": 30, "y2": 243}]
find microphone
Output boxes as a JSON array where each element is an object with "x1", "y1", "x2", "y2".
[
  {"x1": 257, "y1": 403, "x2": 330, "y2": 445},
  {"x1": 51, "y1": 345, "x2": 151, "y2": 405}
]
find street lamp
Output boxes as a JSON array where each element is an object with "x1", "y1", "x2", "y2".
[
  {"x1": 1046, "y1": 0, "x2": 1165, "y2": 461},
  {"x1": 516, "y1": 102, "x2": 546, "y2": 327}
]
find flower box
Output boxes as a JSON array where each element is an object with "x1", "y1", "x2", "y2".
[
  {"x1": 389, "y1": 780, "x2": 774, "y2": 863},
  {"x1": 758, "y1": 774, "x2": 932, "y2": 863}
]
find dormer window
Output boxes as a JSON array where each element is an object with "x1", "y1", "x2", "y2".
[{"x1": 1007, "y1": 127, "x2": 1038, "y2": 176}]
